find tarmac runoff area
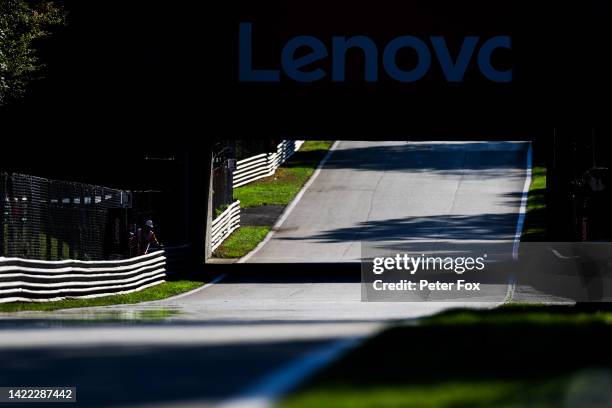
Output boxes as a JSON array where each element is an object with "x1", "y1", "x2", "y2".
[{"x1": 0, "y1": 141, "x2": 534, "y2": 407}]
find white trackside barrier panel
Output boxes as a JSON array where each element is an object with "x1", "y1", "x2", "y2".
[
  {"x1": 211, "y1": 200, "x2": 241, "y2": 252},
  {"x1": 233, "y1": 140, "x2": 304, "y2": 188},
  {"x1": 0, "y1": 250, "x2": 167, "y2": 303}
]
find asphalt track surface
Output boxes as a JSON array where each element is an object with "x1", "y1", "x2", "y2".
[
  {"x1": 0, "y1": 141, "x2": 531, "y2": 407},
  {"x1": 244, "y1": 140, "x2": 529, "y2": 263}
]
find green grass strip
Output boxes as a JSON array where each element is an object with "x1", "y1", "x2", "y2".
[
  {"x1": 522, "y1": 165, "x2": 547, "y2": 241},
  {"x1": 0, "y1": 280, "x2": 203, "y2": 313},
  {"x1": 282, "y1": 380, "x2": 566, "y2": 408},
  {"x1": 215, "y1": 140, "x2": 333, "y2": 258},
  {"x1": 214, "y1": 226, "x2": 270, "y2": 258},
  {"x1": 280, "y1": 304, "x2": 612, "y2": 408},
  {"x1": 233, "y1": 140, "x2": 333, "y2": 208}
]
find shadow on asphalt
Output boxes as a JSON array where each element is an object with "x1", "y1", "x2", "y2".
[
  {"x1": 0, "y1": 339, "x2": 337, "y2": 407},
  {"x1": 0, "y1": 318, "x2": 398, "y2": 328},
  {"x1": 281, "y1": 305, "x2": 612, "y2": 407},
  {"x1": 203, "y1": 263, "x2": 362, "y2": 283},
  {"x1": 314, "y1": 305, "x2": 612, "y2": 384},
  {"x1": 275, "y1": 213, "x2": 520, "y2": 243},
  {"x1": 287, "y1": 142, "x2": 528, "y2": 176}
]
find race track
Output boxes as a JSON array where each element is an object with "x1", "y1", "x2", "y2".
[
  {"x1": 0, "y1": 140, "x2": 531, "y2": 407},
  {"x1": 244, "y1": 141, "x2": 529, "y2": 263}
]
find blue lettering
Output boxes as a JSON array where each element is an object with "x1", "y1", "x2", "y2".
[
  {"x1": 332, "y1": 36, "x2": 379, "y2": 82},
  {"x1": 431, "y1": 36, "x2": 479, "y2": 82},
  {"x1": 383, "y1": 36, "x2": 431, "y2": 82},
  {"x1": 238, "y1": 23, "x2": 280, "y2": 82},
  {"x1": 238, "y1": 23, "x2": 512, "y2": 83},
  {"x1": 477, "y1": 36, "x2": 512, "y2": 83},
  {"x1": 281, "y1": 36, "x2": 328, "y2": 82}
]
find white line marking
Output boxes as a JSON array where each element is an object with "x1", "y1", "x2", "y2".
[
  {"x1": 550, "y1": 249, "x2": 580, "y2": 260},
  {"x1": 239, "y1": 141, "x2": 341, "y2": 263},
  {"x1": 155, "y1": 273, "x2": 228, "y2": 303},
  {"x1": 513, "y1": 143, "x2": 533, "y2": 260},
  {"x1": 506, "y1": 142, "x2": 533, "y2": 303},
  {"x1": 504, "y1": 275, "x2": 516, "y2": 304},
  {"x1": 217, "y1": 336, "x2": 363, "y2": 408}
]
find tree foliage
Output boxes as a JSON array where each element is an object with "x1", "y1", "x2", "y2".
[{"x1": 0, "y1": 0, "x2": 64, "y2": 105}]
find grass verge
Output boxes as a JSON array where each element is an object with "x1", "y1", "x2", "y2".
[
  {"x1": 0, "y1": 280, "x2": 204, "y2": 313},
  {"x1": 214, "y1": 140, "x2": 333, "y2": 258},
  {"x1": 214, "y1": 226, "x2": 270, "y2": 258},
  {"x1": 521, "y1": 165, "x2": 547, "y2": 241},
  {"x1": 233, "y1": 140, "x2": 333, "y2": 208},
  {"x1": 280, "y1": 304, "x2": 612, "y2": 408}
]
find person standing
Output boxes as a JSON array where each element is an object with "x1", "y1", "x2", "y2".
[{"x1": 137, "y1": 220, "x2": 161, "y2": 255}]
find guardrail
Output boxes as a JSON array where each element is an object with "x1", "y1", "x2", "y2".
[
  {"x1": 0, "y1": 251, "x2": 167, "y2": 303},
  {"x1": 211, "y1": 200, "x2": 241, "y2": 251},
  {"x1": 233, "y1": 140, "x2": 304, "y2": 188}
]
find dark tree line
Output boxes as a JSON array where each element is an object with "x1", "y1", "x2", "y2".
[{"x1": 0, "y1": 0, "x2": 64, "y2": 105}]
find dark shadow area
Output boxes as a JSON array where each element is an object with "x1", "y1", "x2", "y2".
[
  {"x1": 2, "y1": 0, "x2": 608, "y2": 139},
  {"x1": 0, "y1": 318, "x2": 399, "y2": 329},
  {"x1": 301, "y1": 143, "x2": 528, "y2": 176},
  {"x1": 520, "y1": 187, "x2": 548, "y2": 241},
  {"x1": 501, "y1": 189, "x2": 544, "y2": 201},
  {"x1": 167, "y1": 265, "x2": 211, "y2": 283},
  {"x1": 204, "y1": 264, "x2": 361, "y2": 283},
  {"x1": 0, "y1": 339, "x2": 336, "y2": 407},
  {"x1": 241, "y1": 205, "x2": 285, "y2": 227},
  {"x1": 288, "y1": 305, "x2": 612, "y2": 406},
  {"x1": 281, "y1": 148, "x2": 334, "y2": 170},
  {"x1": 497, "y1": 188, "x2": 545, "y2": 214},
  {"x1": 279, "y1": 213, "x2": 520, "y2": 243}
]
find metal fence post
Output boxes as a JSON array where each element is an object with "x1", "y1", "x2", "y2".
[
  {"x1": 0, "y1": 173, "x2": 5, "y2": 257},
  {"x1": 205, "y1": 150, "x2": 213, "y2": 260}
]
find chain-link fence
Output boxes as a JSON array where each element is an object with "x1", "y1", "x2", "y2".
[
  {"x1": 212, "y1": 141, "x2": 236, "y2": 216},
  {"x1": 0, "y1": 173, "x2": 130, "y2": 261}
]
